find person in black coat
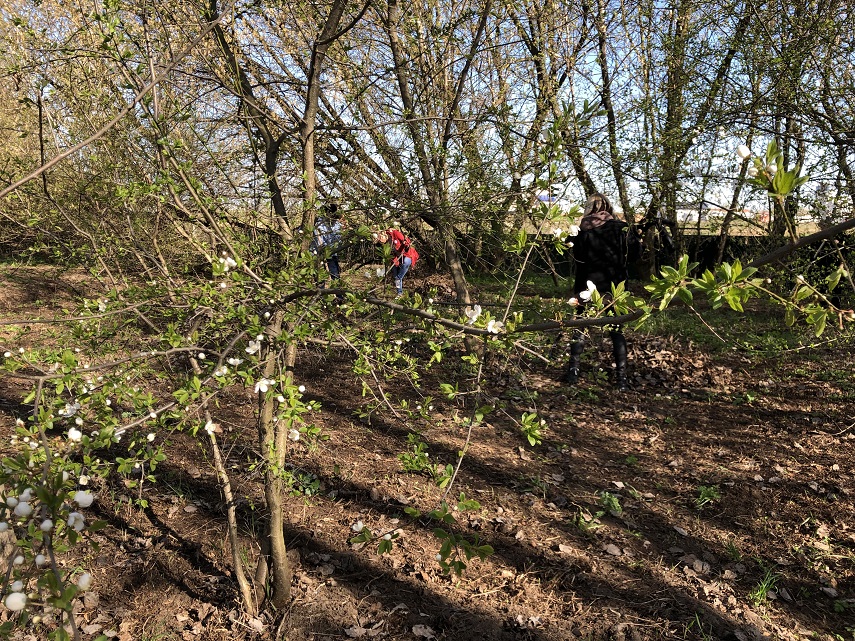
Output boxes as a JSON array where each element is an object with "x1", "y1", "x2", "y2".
[{"x1": 566, "y1": 192, "x2": 641, "y2": 391}]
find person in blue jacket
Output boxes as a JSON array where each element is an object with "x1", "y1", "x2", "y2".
[{"x1": 313, "y1": 203, "x2": 346, "y2": 301}]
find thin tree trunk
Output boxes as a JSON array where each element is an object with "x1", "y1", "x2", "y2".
[
  {"x1": 594, "y1": 0, "x2": 631, "y2": 219},
  {"x1": 257, "y1": 310, "x2": 290, "y2": 609}
]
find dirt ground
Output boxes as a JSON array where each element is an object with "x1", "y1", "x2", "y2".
[{"x1": 0, "y1": 266, "x2": 853, "y2": 641}]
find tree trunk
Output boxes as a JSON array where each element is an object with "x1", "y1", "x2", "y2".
[{"x1": 256, "y1": 310, "x2": 291, "y2": 609}]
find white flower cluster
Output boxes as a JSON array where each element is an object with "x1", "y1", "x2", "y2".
[
  {"x1": 1, "y1": 486, "x2": 97, "y2": 611},
  {"x1": 464, "y1": 305, "x2": 482, "y2": 325},
  {"x1": 254, "y1": 378, "x2": 275, "y2": 394},
  {"x1": 550, "y1": 225, "x2": 578, "y2": 245},
  {"x1": 736, "y1": 144, "x2": 777, "y2": 179},
  {"x1": 218, "y1": 254, "x2": 238, "y2": 272},
  {"x1": 486, "y1": 319, "x2": 505, "y2": 334},
  {"x1": 569, "y1": 280, "x2": 597, "y2": 307},
  {"x1": 58, "y1": 401, "x2": 81, "y2": 418},
  {"x1": 463, "y1": 305, "x2": 504, "y2": 333}
]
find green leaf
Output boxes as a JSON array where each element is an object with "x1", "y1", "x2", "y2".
[
  {"x1": 811, "y1": 310, "x2": 827, "y2": 336},
  {"x1": 826, "y1": 266, "x2": 845, "y2": 292},
  {"x1": 794, "y1": 286, "x2": 813, "y2": 302},
  {"x1": 784, "y1": 306, "x2": 796, "y2": 327},
  {"x1": 676, "y1": 288, "x2": 693, "y2": 305}
]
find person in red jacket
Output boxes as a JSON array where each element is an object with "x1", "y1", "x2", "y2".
[{"x1": 373, "y1": 228, "x2": 419, "y2": 298}]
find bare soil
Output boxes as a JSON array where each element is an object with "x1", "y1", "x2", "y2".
[{"x1": 0, "y1": 266, "x2": 853, "y2": 641}]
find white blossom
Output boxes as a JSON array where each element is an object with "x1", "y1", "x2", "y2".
[
  {"x1": 213, "y1": 366, "x2": 228, "y2": 377},
  {"x1": 40, "y1": 519, "x2": 53, "y2": 532},
  {"x1": 147, "y1": 433, "x2": 156, "y2": 442},
  {"x1": 3, "y1": 352, "x2": 10, "y2": 358},
  {"x1": 486, "y1": 319, "x2": 505, "y2": 334},
  {"x1": 245, "y1": 340, "x2": 261, "y2": 355},
  {"x1": 766, "y1": 163, "x2": 778, "y2": 175},
  {"x1": 4, "y1": 592, "x2": 26, "y2": 611},
  {"x1": 5, "y1": 496, "x2": 17, "y2": 508},
  {"x1": 75, "y1": 417, "x2": 83, "y2": 426},
  {"x1": 73, "y1": 491, "x2": 94, "y2": 508},
  {"x1": 351, "y1": 520, "x2": 364, "y2": 532},
  {"x1": 254, "y1": 378, "x2": 275, "y2": 394},
  {"x1": 736, "y1": 144, "x2": 751, "y2": 159},
  {"x1": 13, "y1": 555, "x2": 24, "y2": 566},
  {"x1": 10, "y1": 581, "x2": 23, "y2": 593},
  {"x1": 227, "y1": 357, "x2": 243, "y2": 367},
  {"x1": 79, "y1": 475, "x2": 90, "y2": 486},
  {"x1": 67, "y1": 512, "x2": 85, "y2": 531},
  {"x1": 58, "y1": 402, "x2": 81, "y2": 417},
  {"x1": 15, "y1": 418, "x2": 24, "y2": 428},
  {"x1": 382, "y1": 533, "x2": 392, "y2": 541},
  {"x1": 376, "y1": 267, "x2": 386, "y2": 278},
  {"x1": 18, "y1": 488, "x2": 33, "y2": 502},
  {"x1": 68, "y1": 428, "x2": 83, "y2": 442},
  {"x1": 552, "y1": 227, "x2": 564, "y2": 238},
  {"x1": 464, "y1": 304, "x2": 482, "y2": 325},
  {"x1": 747, "y1": 166, "x2": 758, "y2": 177},
  {"x1": 34, "y1": 554, "x2": 46, "y2": 567},
  {"x1": 77, "y1": 573, "x2": 92, "y2": 591},
  {"x1": 568, "y1": 297, "x2": 579, "y2": 306},
  {"x1": 288, "y1": 429, "x2": 300, "y2": 442},
  {"x1": 579, "y1": 280, "x2": 597, "y2": 302},
  {"x1": 197, "y1": 353, "x2": 206, "y2": 360},
  {"x1": 13, "y1": 502, "x2": 31, "y2": 518},
  {"x1": 298, "y1": 385, "x2": 306, "y2": 393}
]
